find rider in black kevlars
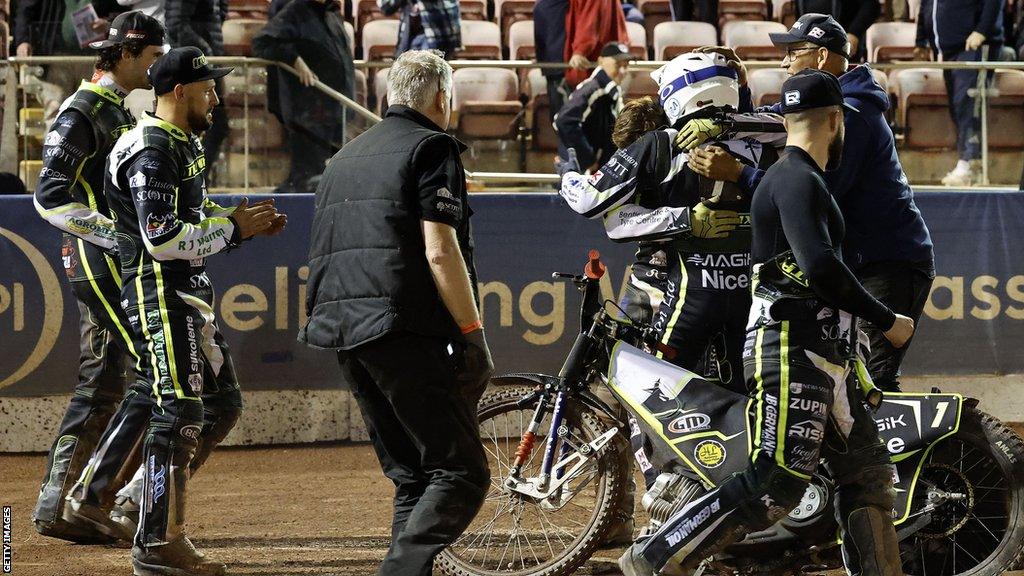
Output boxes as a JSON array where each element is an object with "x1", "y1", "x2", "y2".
[{"x1": 619, "y1": 70, "x2": 914, "y2": 576}]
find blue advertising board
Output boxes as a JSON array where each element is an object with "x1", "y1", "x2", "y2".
[{"x1": 1, "y1": 190, "x2": 1023, "y2": 397}]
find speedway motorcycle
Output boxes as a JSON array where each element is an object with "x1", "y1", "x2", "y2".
[{"x1": 437, "y1": 252, "x2": 1024, "y2": 576}]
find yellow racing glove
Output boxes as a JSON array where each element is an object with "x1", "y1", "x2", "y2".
[
  {"x1": 690, "y1": 202, "x2": 740, "y2": 239},
  {"x1": 675, "y1": 118, "x2": 728, "y2": 151}
]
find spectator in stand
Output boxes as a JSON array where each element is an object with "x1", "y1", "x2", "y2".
[
  {"x1": 565, "y1": 0, "x2": 629, "y2": 87},
  {"x1": 795, "y1": 0, "x2": 880, "y2": 60},
  {"x1": 670, "y1": 0, "x2": 718, "y2": 27},
  {"x1": 116, "y1": 0, "x2": 166, "y2": 22},
  {"x1": 14, "y1": 0, "x2": 118, "y2": 117},
  {"x1": 165, "y1": 0, "x2": 231, "y2": 178},
  {"x1": 915, "y1": 0, "x2": 1005, "y2": 186},
  {"x1": 534, "y1": 0, "x2": 569, "y2": 120},
  {"x1": 622, "y1": 1, "x2": 644, "y2": 24},
  {"x1": 554, "y1": 42, "x2": 632, "y2": 173},
  {"x1": 379, "y1": 0, "x2": 462, "y2": 59},
  {"x1": 253, "y1": 0, "x2": 354, "y2": 194}
]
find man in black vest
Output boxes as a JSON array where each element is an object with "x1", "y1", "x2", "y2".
[{"x1": 300, "y1": 49, "x2": 492, "y2": 576}]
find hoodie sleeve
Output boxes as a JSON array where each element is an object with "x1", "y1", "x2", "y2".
[{"x1": 824, "y1": 110, "x2": 872, "y2": 200}]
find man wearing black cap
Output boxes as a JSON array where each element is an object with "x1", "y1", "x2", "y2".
[
  {"x1": 554, "y1": 41, "x2": 633, "y2": 174},
  {"x1": 619, "y1": 70, "x2": 913, "y2": 576},
  {"x1": 97, "y1": 46, "x2": 284, "y2": 575},
  {"x1": 31, "y1": 10, "x2": 165, "y2": 543},
  {"x1": 688, "y1": 14, "x2": 935, "y2": 395}
]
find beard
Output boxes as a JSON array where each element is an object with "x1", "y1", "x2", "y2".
[
  {"x1": 188, "y1": 107, "x2": 214, "y2": 133},
  {"x1": 825, "y1": 129, "x2": 844, "y2": 171}
]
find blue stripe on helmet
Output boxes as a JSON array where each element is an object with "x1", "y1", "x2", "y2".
[{"x1": 658, "y1": 65, "x2": 739, "y2": 104}]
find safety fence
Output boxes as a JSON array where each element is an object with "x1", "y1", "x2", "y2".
[{"x1": 2, "y1": 189, "x2": 1024, "y2": 401}]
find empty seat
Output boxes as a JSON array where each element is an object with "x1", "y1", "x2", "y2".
[
  {"x1": 653, "y1": 21, "x2": 717, "y2": 60},
  {"x1": 508, "y1": 20, "x2": 535, "y2": 60},
  {"x1": 458, "y1": 20, "x2": 502, "y2": 59},
  {"x1": 226, "y1": 108, "x2": 284, "y2": 151},
  {"x1": 772, "y1": 0, "x2": 797, "y2": 27},
  {"x1": 988, "y1": 70, "x2": 1024, "y2": 149},
  {"x1": 625, "y1": 70, "x2": 659, "y2": 101},
  {"x1": 866, "y1": 22, "x2": 918, "y2": 63},
  {"x1": 452, "y1": 68, "x2": 524, "y2": 140},
  {"x1": 374, "y1": 67, "x2": 390, "y2": 114},
  {"x1": 223, "y1": 18, "x2": 266, "y2": 56},
  {"x1": 891, "y1": 68, "x2": 954, "y2": 149},
  {"x1": 907, "y1": 0, "x2": 921, "y2": 20},
  {"x1": 626, "y1": 21, "x2": 649, "y2": 59},
  {"x1": 460, "y1": 0, "x2": 488, "y2": 20},
  {"x1": 722, "y1": 20, "x2": 786, "y2": 60},
  {"x1": 344, "y1": 21, "x2": 354, "y2": 55},
  {"x1": 361, "y1": 20, "x2": 400, "y2": 60},
  {"x1": 637, "y1": 0, "x2": 672, "y2": 47},
  {"x1": 495, "y1": 0, "x2": 535, "y2": 49},
  {"x1": 355, "y1": 0, "x2": 397, "y2": 32},
  {"x1": 525, "y1": 68, "x2": 558, "y2": 151},
  {"x1": 718, "y1": 0, "x2": 768, "y2": 28},
  {"x1": 747, "y1": 68, "x2": 787, "y2": 108}
]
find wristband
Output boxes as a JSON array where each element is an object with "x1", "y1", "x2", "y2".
[{"x1": 460, "y1": 320, "x2": 482, "y2": 334}]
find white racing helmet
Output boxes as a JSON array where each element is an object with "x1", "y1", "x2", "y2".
[{"x1": 651, "y1": 52, "x2": 740, "y2": 125}]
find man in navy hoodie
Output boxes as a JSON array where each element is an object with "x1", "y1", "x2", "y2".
[
  {"x1": 688, "y1": 14, "x2": 934, "y2": 392},
  {"x1": 914, "y1": 0, "x2": 1004, "y2": 186}
]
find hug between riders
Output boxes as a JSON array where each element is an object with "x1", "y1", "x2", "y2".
[{"x1": 27, "y1": 6, "x2": 939, "y2": 576}]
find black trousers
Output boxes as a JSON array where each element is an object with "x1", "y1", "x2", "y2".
[
  {"x1": 34, "y1": 275, "x2": 138, "y2": 526},
  {"x1": 670, "y1": 0, "x2": 719, "y2": 25},
  {"x1": 856, "y1": 259, "x2": 935, "y2": 391},
  {"x1": 339, "y1": 332, "x2": 490, "y2": 576}
]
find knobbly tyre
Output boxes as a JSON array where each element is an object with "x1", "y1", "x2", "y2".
[{"x1": 436, "y1": 251, "x2": 1024, "y2": 576}]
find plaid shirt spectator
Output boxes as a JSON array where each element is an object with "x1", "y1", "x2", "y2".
[{"x1": 379, "y1": 0, "x2": 462, "y2": 58}]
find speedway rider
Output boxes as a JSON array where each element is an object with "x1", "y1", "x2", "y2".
[
  {"x1": 559, "y1": 51, "x2": 786, "y2": 393},
  {"x1": 31, "y1": 11, "x2": 165, "y2": 542},
  {"x1": 618, "y1": 69, "x2": 914, "y2": 576}
]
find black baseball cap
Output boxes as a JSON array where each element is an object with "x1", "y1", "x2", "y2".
[
  {"x1": 769, "y1": 13, "x2": 850, "y2": 59},
  {"x1": 600, "y1": 42, "x2": 634, "y2": 60},
  {"x1": 89, "y1": 11, "x2": 165, "y2": 49},
  {"x1": 780, "y1": 69, "x2": 858, "y2": 115},
  {"x1": 148, "y1": 46, "x2": 233, "y2": 95}
]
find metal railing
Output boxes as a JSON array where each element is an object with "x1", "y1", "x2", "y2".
[{"x1": 3, "y1": 55, "x2": 1022, "y2": 191}]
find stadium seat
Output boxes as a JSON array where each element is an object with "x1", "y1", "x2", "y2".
[
  {"x1": 625, "y1": 69, "x2": 659, "y2": 101},
  {"x1": 891, "y1": 68, "x2": 955, "y2": 149},
  {"x1": 222, "y1": 18, "x2": 266, "y2": 56},
  {"x1": 772, "y1": 0, "x2": 797, "y2": 27},
  {"x1": 871, "y1": 68, "x2": 889, "y2": 95},
  {"x1": 866, "y1": 22, "x2": 918, "y2": 63},
  {"x1": 458, "y1": 20, "x2": 502, "y2": 59},
  {"x1": 988, "y1": 70, "x2": 1024, "y2": 149},
  {"x1": 452, "y1": 68, "x2": 524, "y2": 140},
  {"x1": 626, "y1": 21, "x2": 649, "y2": 59},
  {"x1": 653, "y1": 21, "x2": 717, "y2": 60},
  {"x1": 508, "y1": 20, "x2": 535, "y2": 60},
  {"x1": 722, "y1": 20, "x2": 786, "y2": 60},
  {"x1": 223, "y1": 67, "x2": 268, "y2": 107},
  {"x1": 525, "y1": 68, "x2": 558, "y2": 151},
  {"x1": 460, "y1": 0, "x2": 488, "y2": 20},
  {"x1": 361, "y1": 20, "x2": 400, "y2": 60},
  {"x1": 637, "y1": 0, "x2": 673, "y2": 47},
  {"x1": 718, "y1": 0, "x2": 768, "y2": 28},
  {"x1": 747, "y1": 68, "x2": 787, "y2": 108},
  {"x1": 495, "y1": 0, "x2": 535, "y2": 49},
  {"x1": 374, "y1": 68, "x2": 390, "y2": 114},
  {"x1": 344, "y1": 21, "x2": 354, "y2": 55},
  {"x1": 907, "y1": 0, "x2": 921, "y2": 20},
  {"x1": 227, "y1": 108, "x2": 285, "y2": 151},
  {"x1": 355, "y1": 0, "x2": 397, "y2": 32}
]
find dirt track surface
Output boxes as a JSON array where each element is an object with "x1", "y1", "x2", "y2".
[{"x1": 0, "y1": 444, "x2": 630, "y2": 576}]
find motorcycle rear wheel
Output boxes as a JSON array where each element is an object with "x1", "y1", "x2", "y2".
[{"x1": 900, "y1": 406, "x2": 1024, "y2": 576}]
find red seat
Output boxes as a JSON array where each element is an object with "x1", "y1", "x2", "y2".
[
  {"x1": 722, "y1": 20, "x2": 786, "y2": 60},
  {"x1": 452, "y1": 68, "x2": 524, "y2": 140},
  {"x1": 866, "y1": 22, "x2": 918, "y2": 63},
  {"x1": 891, "y1": 68, "x2": 955, "y2": 149},
  {"x1": 653, "y1": 21, "x2": 717, "y2": 60}
]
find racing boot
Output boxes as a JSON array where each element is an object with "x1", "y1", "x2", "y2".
[
  {"x1": 131, "y1": 535, "x2": 226, "y2": 576},
  {"x1": 110, "y1": 465, "x2": 145, "y2": 542},
  {"x1": 618, "y1": 543, "x2": 657, "y2": 576},
  {"x1": 35, "y1": 433, "x2": 115, "y2": 544},
  {"x1": 63, "y1": 496, "x2": 125, "y2": 541},
  {"x1": 841, "y1": 507, "x2": 902, "y2": 576}
]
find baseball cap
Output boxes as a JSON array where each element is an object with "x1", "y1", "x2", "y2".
[
  {"x1": 148, "y1": 46, "x2": 233, "y2": 96},
  {"x1": 89, "y1": 11, "x2": 165, "y2": 49},
  {"x1": 769, "y1": 13, "x2": 850, "y2": 60},
  {"x1": 600, "y1": 42, "x2": 634, "y2": 60},
  {"x1": 779, "y1": 69, "x2": 858, "y2": 115}
]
